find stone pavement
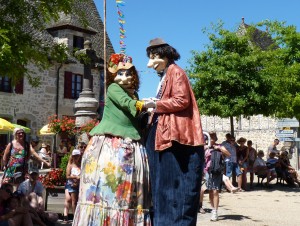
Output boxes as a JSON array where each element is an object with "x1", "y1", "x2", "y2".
[
  {"x1": 196, "y1": 182, "x2": 300, "y2": 226},
  {"x1": 48, "y1": 181, "x2": 300, "y2": 226},
  {"x1": 2, "y1": 170, "x2": 299, "y2": 226}
]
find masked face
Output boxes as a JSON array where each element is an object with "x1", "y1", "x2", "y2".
[
  {"x1": 114, "y1": 69, "x2": 133, "y2": 89},
  {"x1": 147, "y1": 53, "x2": 168, "y2": 72}
]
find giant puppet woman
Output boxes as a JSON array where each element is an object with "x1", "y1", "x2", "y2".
[
  {"x1": 73, "y1": 54, "x2": 151, "y2": 226},
  {"x1": 143, "y1": 38, "x2": 205, "y2": 226}
]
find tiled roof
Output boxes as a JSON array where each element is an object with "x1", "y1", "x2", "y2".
[
  {"x1": 238, "y1": 18, "x2": 277, "y2": 50},
  {"x1": 45, "y1": 0, "x2": 114, "y2": 61}
]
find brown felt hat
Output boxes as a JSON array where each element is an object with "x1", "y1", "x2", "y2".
[{"x1": 147, "y1": 38, "x2": 169, "y2": 48}]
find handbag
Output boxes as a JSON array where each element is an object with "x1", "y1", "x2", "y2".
[{"x1": 13, "y1": 165, "x2": 26, "y2": 184}]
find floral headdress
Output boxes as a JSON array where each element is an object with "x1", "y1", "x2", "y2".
[{"x1": 108, "y1": 53, "x2": 133, "y2": 73}]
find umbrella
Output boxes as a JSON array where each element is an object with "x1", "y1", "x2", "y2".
[
  {"x1": 11, "y1": 123, "x2": 31, "y2": 134},
  {"x1": 39, "y1": 124, "x2": 55, "y2": 135},
  {"x1": 0, "y1": 118, "x2": 14, "y2": 132}
]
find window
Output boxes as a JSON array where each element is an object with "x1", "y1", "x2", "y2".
[
  {"x1": 0, "y1": 76, "x2": 12, "y2": 93},
  {"x1": 64, "y1": 71, "x2": 83, "y2": 99},
  {"x1": 0, "y1": 76, "x2": 23, "y2": 94},
  {"x1": 73, "y1": 36, "x2": 84, "y2": 50},
  {"x1": 16, "y1": 119, "x2": 27, "y2": 127}
]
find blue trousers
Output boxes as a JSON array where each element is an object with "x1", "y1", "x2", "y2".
[{"x1": 146, "y1": 123, "x2": 204, "y2": 226}]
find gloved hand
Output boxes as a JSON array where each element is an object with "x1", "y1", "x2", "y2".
[{"x1": 143, "y1": 100, "x2": 156, "y2": 109}]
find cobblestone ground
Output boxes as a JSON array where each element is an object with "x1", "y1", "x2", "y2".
[{"x1": 196, "y1": 182, "x2": 300, "y2": 226}]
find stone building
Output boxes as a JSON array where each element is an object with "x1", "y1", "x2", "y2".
[{"x1": 0, "y1": 0, "x2": 114, "y2": 150}]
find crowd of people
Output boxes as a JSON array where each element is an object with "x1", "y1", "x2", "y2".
[
  {"x1": 1, "y1": 38, "x2": 300, "y2": 226},
  {"x1": 199, "y1": 133, "x2": 300, "y2": 221}
]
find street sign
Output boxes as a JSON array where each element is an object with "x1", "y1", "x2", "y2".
[
  {"x1": 276, "y1": 134, "x2": 295, "y2": 138},
  {"x1": 279, "y1": 137, "x2": 295, "y2": 142},
  {"x1": 277, "y1": 118, "x2": 299, "y2": 128}
]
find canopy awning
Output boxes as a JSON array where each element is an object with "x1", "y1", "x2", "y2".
[
  {"x1": 12, "y1": 124, "x2": 31, "y2": 133},
  {"x1": 0, "y1": 118, "x2": 14, "y2": 132},
  {"x1": 39, "y1": 124, "x2": 55, "y2": 136}
]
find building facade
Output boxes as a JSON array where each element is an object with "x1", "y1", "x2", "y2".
[{"x1": 0, "y1": 0, "x2": 114, "y2": 150}]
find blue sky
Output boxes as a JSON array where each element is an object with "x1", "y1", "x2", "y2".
[{"x1": 95, "y1": 0, "x2": 300, "y2": 98}]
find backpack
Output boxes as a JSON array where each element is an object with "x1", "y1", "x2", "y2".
[{"x1": 208, "y1": 149, "x2": 224, "y2": 175}]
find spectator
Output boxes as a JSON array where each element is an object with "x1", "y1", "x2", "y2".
[
  {"x1": 237, "y1": 137, "x2": 249, "y2": 190},
  {"x1": 63, "y1": 149, "x2": 81, "y2": 223},
  {"x1": 222, "y1": 134, "x2": 243, "y2": 191},
  {"x1": 247, "y1": 140, "x2": 257, "y2": 189},
  {"x1": 253, "y1": 150, "x2": 276, "y2": 188},
  {"x1": 2, "y1": 128, "x2": 50, "y2": 186},
  {"x1": 77, "y1": 142, "x2": 87, "y2": 156},
  {"x1": 278, "y1": 151, "x2": 300, "y2": 187},
  {"x1": 204, "y1": 132, "x2": 230, "y2": 221},
  {"x1": 0, "y1": 186, "x2": 33, "y2": 226},
  {"x1": 17, "y1": 168, "x2": 58, "y2": 225},
  {"x1": 57, "y1": 142, "x2": 68, "y2": 154},
  {"x1": 17, "y1": 168, "x2": 44, "y2": 210},
  {"x1": 267, "y1": 139, "x2": 280, "y2": 158},
  {"x1": 67, "y1": 141, "x2": 74, "y2": 153},
  {"x1": 38, "y1": 144, "x2": 51, "y2": 167}
]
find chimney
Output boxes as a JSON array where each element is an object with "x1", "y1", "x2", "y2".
[{"x1": 242, "y1": 17, "x2": 245, "y2": 24}]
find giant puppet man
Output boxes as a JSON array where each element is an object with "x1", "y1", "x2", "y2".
[{"x1": 143, "y1": 38, "x2": 205, "y2": 226}]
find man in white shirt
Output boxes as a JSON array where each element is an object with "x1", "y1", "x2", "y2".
[
  {"x1": 267, "y1": 139, "x2": 280, "y2": 159},
  {"x1": 253, "y1": 150, "x2": 276, "y2": 188}
]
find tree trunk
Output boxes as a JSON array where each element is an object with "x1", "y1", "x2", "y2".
[{"x1": 230, "y1": 116, "x2": 234, "y2": 137}]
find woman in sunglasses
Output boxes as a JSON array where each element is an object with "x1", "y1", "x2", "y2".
[{"x1": 2, "y1": 128, "x2": 51, "y2": 187}]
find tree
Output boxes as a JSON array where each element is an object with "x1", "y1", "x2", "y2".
[
  {"x1": 0, "y1": 0, "x2": 86, "y2": 86},
  {"x1": 187, "y1": 21, "x2": 277, "y2": 135},
  {"x1": 257, "y1": 20, "x2": 300, "y2": 121}
]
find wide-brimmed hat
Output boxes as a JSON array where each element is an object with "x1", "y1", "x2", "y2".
[
  {"x1": 147, "y1": 38, "x2": 169, "y2": 49},
  {"x1": 108, "y1": 53, "x2": 134, "y2": 73}
]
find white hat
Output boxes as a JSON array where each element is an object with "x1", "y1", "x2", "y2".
[
  {"x1": 72, "y1": 149, "x2": 81, "y2": 156},
  {"x1": 13, "y1": 128, "x2": 25, "y2": 136}
]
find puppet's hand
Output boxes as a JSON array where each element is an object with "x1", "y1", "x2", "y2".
[{"x1": 143, "y1": 100, "x2": 156, "y2": 109}]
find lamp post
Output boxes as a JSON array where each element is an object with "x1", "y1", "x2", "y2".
[{"x1": 74, "y1": 40, "x2": 101, "y2": 143}]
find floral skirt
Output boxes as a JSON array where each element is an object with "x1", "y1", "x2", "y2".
[{"x1": 72, "y1": 135, "x2": 151, "y2": 226}]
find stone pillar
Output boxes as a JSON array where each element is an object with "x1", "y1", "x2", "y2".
[{"x1": 74, "y1": 40, "x2": 101, "y2": 143}]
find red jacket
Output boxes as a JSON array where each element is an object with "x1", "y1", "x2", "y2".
[{"x1": 155, "y1": 64, "x2": 205, "y2": 151}]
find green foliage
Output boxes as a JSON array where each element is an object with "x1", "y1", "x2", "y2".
[
  {"x1": 188, "y1": 20, "x2": 300, "y2": 123},
  {"x1": 0, "y1": 0, "x2": 86, "y2": 86},
  {"x1": 188, "y1": 21, "x2": 273, "y2": 118},
  {"x1": 59, "y1": 153, "x2": 71, "y2": 179}
]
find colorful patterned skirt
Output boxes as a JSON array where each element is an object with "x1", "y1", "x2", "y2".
[{"x1": 72, "y1": 135, "x2": 151, "y2": 226}]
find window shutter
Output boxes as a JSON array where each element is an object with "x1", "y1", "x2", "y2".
[
  {"x1": 15, "y1": 78, "x2": 24, "y2": 94},
  {"x1": 64, "y1": 71, "x2": 73, "y2": 99}
]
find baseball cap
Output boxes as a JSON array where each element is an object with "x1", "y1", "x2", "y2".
[{"x1": 72, "y1": 149, "x2": 81, "y2": 156}]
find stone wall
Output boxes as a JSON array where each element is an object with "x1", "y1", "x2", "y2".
[
  {"x1": 0, "y1": 63, "x2": 101, "y2": 138},
  {"x1": 201, "y1": 115, "x2": 279, "y2": 151}
]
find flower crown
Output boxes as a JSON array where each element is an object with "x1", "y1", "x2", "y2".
[{"x1": 108, "y1": 53, "x2": 133, "y2": 73}]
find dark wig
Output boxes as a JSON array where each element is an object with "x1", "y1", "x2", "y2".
[
  {"x1": 146, "y1": 44, "x2": 181, "y2": 62},
  {"x1": 106, "y1": 66, "x2": 140, "y2": 92}
]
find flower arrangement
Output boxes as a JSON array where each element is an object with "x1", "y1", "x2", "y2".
[
  {"x1": 48, "y1": 115, "x2": 98, "y2": 136},
  {"x1": 39, "y1": 168, "x2": 66, "y2": 188},
  {"x1": 78, "y1": 118, "x2": 99, "y2": 134},
  {"x1": 48, "y1": 115, "x2": 76, "y2": 136}
]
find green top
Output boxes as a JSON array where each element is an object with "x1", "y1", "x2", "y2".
[{"x1": 89, "y1": 83, "x2": 140, "y2": 140}]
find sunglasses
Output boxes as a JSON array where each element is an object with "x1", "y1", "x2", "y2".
[{"x1": 79, "y1": 146, "x2": 86, "y2": 149}]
